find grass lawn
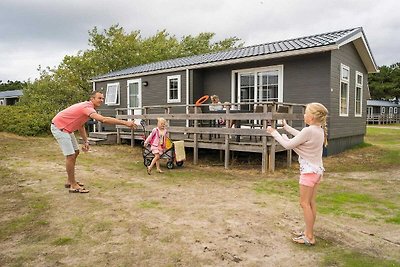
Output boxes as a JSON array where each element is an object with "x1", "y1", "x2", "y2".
[{"x1": 0, "y1": 126, "x2": 399, "y2": 266}]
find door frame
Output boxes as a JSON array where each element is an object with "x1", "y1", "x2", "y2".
[
  {"x1": 127, "y1": 79, "x2": 142, "y2": 124},
  {"x1": 232, "y1": 65, "x2": 284, "y2": 108}
]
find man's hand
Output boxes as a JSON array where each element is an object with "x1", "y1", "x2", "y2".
[
  {"x1": 126, "y1": 121, "x2": 138, "y2": 129},
  {"x1": 82, "y1": 142, "x2": 90, "y2": 152}
]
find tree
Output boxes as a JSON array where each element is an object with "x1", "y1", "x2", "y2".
[
  {"x1": 5, "y1": 25, "x2": 242, "y2": 135},
  {"x1": 0, "y1": 80, "x2": 27, "y2": 92},
  {"x1": 368, "y1": 63, "x2": 400, "y2": 101}
]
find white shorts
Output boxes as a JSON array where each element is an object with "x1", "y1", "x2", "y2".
[{"x1": 51, "y1": 124, "x2": 79, "y2": 156}]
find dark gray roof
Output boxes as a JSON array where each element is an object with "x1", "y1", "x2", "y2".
[
  {"x1": 367, "y1": 100, "x2": 400, "y2": 107},
  {"x1": 93, "y1": 27, "x2": 366, "y2": 81},
  {"x1": 0, "y1": 90, "x2": 23, "y2": 98}
]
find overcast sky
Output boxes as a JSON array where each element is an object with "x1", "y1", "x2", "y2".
[{"x1": 1, "y1": 0, "x2": 399, "y2": 82}]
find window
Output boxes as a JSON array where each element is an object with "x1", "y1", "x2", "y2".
[
  {"x1": 235, "y1": 65, "x2": 283, "y2": 111},
  {"x1": 381, "y1": 107, "x2": 385, "y2": 114},
  {"x1": 0, "y1": 99, "x2": 4, "y2": 105},
  {"x1": 394, "y1": 107, "x2": 398, "y2": 114},
  {"x1": 340, "y1": 64, "x2": 350, "y2": 116},
  {"x1": 355, "y1": 71, "x2": 363, "y2": 117},
  {"x1": 167, "y1": 75, "x2": 181, "y2": 103},
  {"x1": 105, "y1": 82, "x2": 120, "y2": 105}
]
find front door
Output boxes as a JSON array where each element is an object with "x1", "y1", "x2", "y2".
[
  {"x1": 127, "y1": 79, "x2": 142, "y2": 124},
  {"x1": 237, "y1": 67, "x2": 282, "y2": 111}
]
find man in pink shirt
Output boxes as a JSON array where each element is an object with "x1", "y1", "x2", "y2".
[{"x1": 51, "y1": 91, "x2": 137, "y2": 193}]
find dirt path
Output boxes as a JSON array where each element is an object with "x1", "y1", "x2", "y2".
[{"x1": 1, "y1": 134, "x2": 399, "y2": 266}]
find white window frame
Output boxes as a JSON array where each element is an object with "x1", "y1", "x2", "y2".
[
  {"x1": 167, "y1": 75, "x2": 181, "y2": 103},
  {"x1": 394, "y1": 107, "x2": 398, "y2": 114},
  {"x1": 232, "y1": 65, "x2": 284, "y2": 104},
  {"x1": 354, "y1": 71, "x2": 363, "y2": 117},
  {"x1": 0, "y1": 99, "x2": 4, "y2": 105},
  {"x1": 340, "y1": 64, "x2": 350, "y2": 116},
  {"x1": 105, "y1": 82, "x2": 120, "y2": 105},
  {"x1": 381, "y1": 107, "x2": 385, "y2": 114}
]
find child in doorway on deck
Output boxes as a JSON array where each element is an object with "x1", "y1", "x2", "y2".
[
  {"x1": 144, "y1": 117, "x2": 168, "y2": 175},
  {"x1": 266, "y1": 102, "x2": 328, "y2": 246}
]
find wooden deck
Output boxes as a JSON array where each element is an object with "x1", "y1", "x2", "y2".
[{"x1": 96, "y1": 102, "x2": 306, "y2": 173}]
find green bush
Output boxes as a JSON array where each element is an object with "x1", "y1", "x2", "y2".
[{"x1": 0, "y1": 105, "x2": 54, "y2": 136}]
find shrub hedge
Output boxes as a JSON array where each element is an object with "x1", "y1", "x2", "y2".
[{"x1": 0, "y1": 105, "x2": 54, "y2": 136}]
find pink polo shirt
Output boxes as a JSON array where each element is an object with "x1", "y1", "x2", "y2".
[{"x1": 52, "y1": 101, "x2": 97, "y2": 133}]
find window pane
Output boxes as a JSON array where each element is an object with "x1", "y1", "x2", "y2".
[
  {"x1": 106, "y1": 84, "x2": 118, "y2": 104},
  {"x1": 240, "y1": 74, "x2": 254, "y2": 102},
  {"x1": 342, "y1": 67, "x2": 349, "y2": 80},
  {"x1": 129, "y1": 83, "x2": 139, "y2": 108},
  {"x1": 168, "y1": 78, "x2": 179, "y2": 100},
  {"x1": 340, "y1": 82, "x2": 348, "y2": 114},
  {"x1": 257, "y1": 71, "x2": 278, "y2": 101},
  {"x1": 357, "y1": 74, "x2": 362, "y2": 85}
]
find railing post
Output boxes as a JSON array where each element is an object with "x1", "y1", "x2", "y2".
[
  {"x1": 224, "y1": 107, "x2": 230, "y2": 170},
  {"x1": 261, "y1": 104, "x2": 268, "y2": 173},
  {"x1": 286, "y1": 105, "x2": 293, "y2": 167},
  {"x1": 193, "y1": 106, "x2": 199, "y2": 165}
]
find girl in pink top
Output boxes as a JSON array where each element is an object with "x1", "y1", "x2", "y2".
[
  {"x1": 144, "y1": 118, "x2": 168, "y2": 174},
  {"x1": 267, "y1": 102, "x2": 328, "y2": 246}
]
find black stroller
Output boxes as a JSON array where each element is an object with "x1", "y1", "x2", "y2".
[{"x1": 140, "y1": 120, "x2": 184, "y2": 169}]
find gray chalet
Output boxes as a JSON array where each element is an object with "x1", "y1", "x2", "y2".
[{"x1": 91, "y1": 27, "x2": 378, "y2": 155}]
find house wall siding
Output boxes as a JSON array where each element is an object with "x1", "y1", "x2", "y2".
[{"x1": 329, "y1": 43, "x2": 368, "y2": 139}]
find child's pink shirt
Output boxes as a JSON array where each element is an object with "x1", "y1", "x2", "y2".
[{"x1": 52, "y1": 101, "x2": 96, "y2": 133}]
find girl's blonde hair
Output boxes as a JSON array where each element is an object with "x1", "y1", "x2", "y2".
[
  {"x1": 306, "y1": 102, "x2": 329, "y2": 147},
  {"x1": 157, "y1": 117, "x2": 166, "y2": 125}
]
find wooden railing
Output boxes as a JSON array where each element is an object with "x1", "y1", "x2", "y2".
[
  {"x1": 367, "y1": 114, "x2": 399, "y2": 124},
  {"x1": 112, "y1": 102, "x2": 306, "y2": 173}
]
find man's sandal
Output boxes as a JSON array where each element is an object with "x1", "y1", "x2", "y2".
[
  {"x1": 291, "y1": 230, "x2": 304, "y2": 237},
  {"x1": 69, "y1": 188, "x2": 89, "y2": 193},
  {"x1": 292, "y1": 235, "x2": 315, "y2": 246},
  {"x1": 65, "y1": 181, "x2": 84, "y2": 188}
]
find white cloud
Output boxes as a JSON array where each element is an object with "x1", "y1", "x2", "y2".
[{"x1": 0, "y1": 0, "x2": 399, "y2": 81}]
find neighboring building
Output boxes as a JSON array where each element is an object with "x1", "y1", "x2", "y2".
[
  {"x1": 367, "y1": 99, "x2": 400, "y2": 124},
  {"x1": 91, "y1": 27, "x2": 378, "y2": 155},
  {"x1": 0, "y1": 90, "x2": 23, "y2": 106}
]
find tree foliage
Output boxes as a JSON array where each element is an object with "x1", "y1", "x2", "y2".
[
  {"x1": 4, "y1": 24, "x2": 242, "y2": 135},
  {"x1": 368, "y1": 63, "x2": 400, "y2": 101},
  {"x1": 0, "y1": 80, "x2": 27, "y2": 92}
]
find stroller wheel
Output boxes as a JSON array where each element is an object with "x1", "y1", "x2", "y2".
[
  {"x1": 166, "y1": 161, "x2": 174, "y2": 169},
  {"x1": 144, "y1": 158, "x2": 152, "y2": 167},
  {"x1": 176, "y1": 161, "x2": 184, "y2": 167}
]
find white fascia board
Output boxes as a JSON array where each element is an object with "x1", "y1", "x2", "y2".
[{"x1": 337, "y1": 32, "x2": 378, "y2": 73}]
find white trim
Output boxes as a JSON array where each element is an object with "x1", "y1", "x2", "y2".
[
  {"x1": 127, "y1": 79, "x2": 143, "y2": 124},
  {"x1": 91, "y1": 45, "x2": 336, "y2": 83},
  {"x1": 232, "y1": 65, "x2": 284, "y2": 105},
  {"x1": 337, "y1": 31, "x2": 378, "y2": 73},
  {"x1": 167, "y1": 75, "x2": 181, "y2": 103},
  {"x1": 186, "y1": 69, "x2": 189, "y2": 127},
  {"x1": 339, "y1": 64, "x2": 350, "y2": 117},
  {"x1": 354, "y1": 71, "x2": 363, "y2": 117},
  {"x1": 105, "y1": 82, "x2": 120, "y2": 105}
]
